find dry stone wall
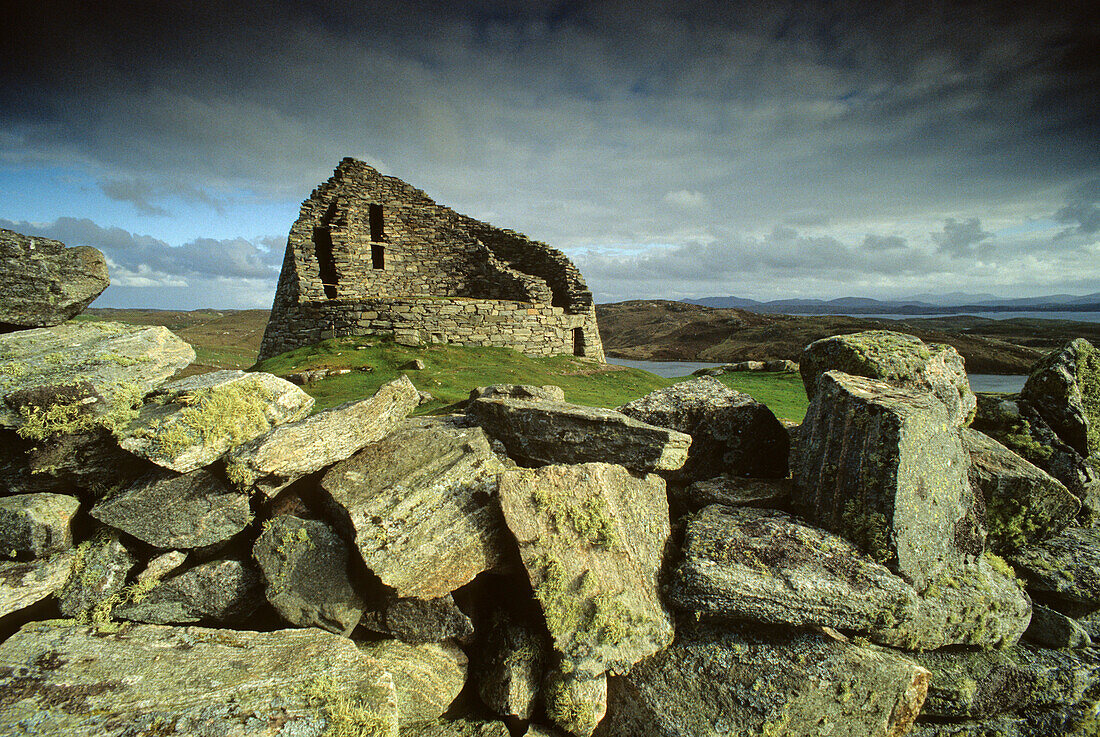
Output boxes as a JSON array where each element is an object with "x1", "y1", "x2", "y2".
[{"x1": 260, "y1": 158, "x2": 604, "y2": 361}]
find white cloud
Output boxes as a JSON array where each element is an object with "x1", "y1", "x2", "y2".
[{"x1": 664, "y1": 190, "x2": 708, "y2": 210}]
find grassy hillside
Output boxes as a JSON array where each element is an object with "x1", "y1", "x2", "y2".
[{"x1": 596, "y1": 300, "x2": 1047, "y2": 374}]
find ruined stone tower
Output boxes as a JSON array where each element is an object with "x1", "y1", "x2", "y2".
[{"x1": 258, "y1": 158, "x2": 605, "y2": 362}]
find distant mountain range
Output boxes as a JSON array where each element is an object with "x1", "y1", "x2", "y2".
[{"x1": 681, "y1": 292, "x2": 1100, "y2": 315}]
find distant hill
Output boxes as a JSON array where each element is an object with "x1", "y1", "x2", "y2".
[
  {"x1": 596, "y1": 300, "x2": 1100, "y2": 374},
  {"x1": 682, "y1": 293, "x2": 1100, "y2": 314}
]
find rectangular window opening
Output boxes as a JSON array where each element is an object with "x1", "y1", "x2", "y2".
[
  {"x1": 572, "y1": 327, "x2": 585, "y2": 356},
  {"x1": 369, "y1": 204, "x2": 385, "y2": 269},
  {"x1": 313, "y1": 226, "x2": 338, "y2": 299}
]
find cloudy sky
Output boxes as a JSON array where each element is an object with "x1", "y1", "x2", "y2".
[{"x1": 2, "y1": 0, "x2": 1098, "y2": 309}]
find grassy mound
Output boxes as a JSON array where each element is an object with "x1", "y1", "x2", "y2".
[{"x1": 253, "y1": 337, "x2": 677, "y2": 415}]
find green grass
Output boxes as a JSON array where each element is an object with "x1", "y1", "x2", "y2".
[
  {"x1": 253, "y1": 336, "x2": 676, "y2": 414},
  {"x1": 716, "y1": 371, "x2": 808, "y2": 422},
  {"x1": 252, "y1": 336, "x2": 810, "y2": 421}
]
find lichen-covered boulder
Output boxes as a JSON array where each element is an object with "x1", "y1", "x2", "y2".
[
  {"x1": 320, "y1": 417, "x2": 509, "y2": 599},
  {"x1": 0, "y1": 320, "x2": 194, "y2": 430},
  {"x1": 0, "y1": 493, "x2": 79, "y2": 558},
  {"x1": 361, "y1": 639, "x2": 467, "y2": 725},
  {"x1": 403, "y1": 722, "x2": 511, "y2": 737},
  {"x1": 225, "y1": 374, "x2": 419, "y2": 496},
  {"x1": 800, "y1": 330, "x2": 976, "y2": 426},
  {"x1": 114, "y1": 558, "x2": 264, "y2": 626},
  {"x1": 665, "y1": 505, "x2": 925, "y2": 648},
  {"x1": 0, "y1": 228, "x2": 109, "y2": 329},
  {"x1": 0, "y1": 550, "x2": 75, "y2": 618},
  {"x1": 467, "y1": 397, "x2": 691, "y2": 472},
  {"x1": 617, "y1": 376, "x2": 788, "y2": 479},
  {"x1": 793, "y1": 371, "x2": 979, "y2": 591},
  {"x1": 962, "y1": 428, "x2": 1079, "y2": 552},
  {"x1": 470, "y1": 384, "x2": 566, "y2": 402},
  {"x1": 597, "y1": 622, "x2": 929, "y2": 737},
  {"x1": 1025, "y1": 604, "x2": 1093, "y2": 648},
  {"x1": 253, "y1": 515, "x2": 366, "y2": 635},
  {"x1": 118, "y1": 369, "x2": 313, "y2": 473},
  {"x1": 471, "y1": 605, "x2": 552, "y2": 720},
  {"x1": 0, "y1": 621, "x2": 399, "y2": 737},
  {"x1": 89, "y1": 468, "x2": 250, "y2": 550},
  {"x1": 498, "y1": 462, "x2": 673, "y2": 677},
  {"x1": 58, "y1": 531, "x2": 134, "y2": 617},
  {"x1": 1008, "y1": 526, "x2": 1100, "y2": 608},
  {"x1": 1021, "y1": 338, "x2": 1099, "y2": 459}
]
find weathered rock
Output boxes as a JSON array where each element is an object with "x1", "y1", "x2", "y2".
[
  {"x1": 118, "y1": 370, "x2": 313, "y2": 473},
  {"x1": 1025, "y1": 604, "x2": 1093, "y2": 648},
  {"x1": 597, "y1": 623, "x2": 929, "y2": 737},
  {"x1": 320, "y1": 417, "x2": 509, "y2": 599},
  {"x1": 362, "y1": 639, "x2": 468, "y2": 725},
  {"x1": 0, "y1": 621, "x2": 399, "y2": 737},
  {"x1": 136, "y1": 550, "x2": 188, "y2": 583},
  {"x1": 225, "y1": 374, "x2": 419, "y2": 496},
  {"x1": 801, "y1": 330, "x2": 976, "y2": 426},
  {"x1": 913, "y1": 646, "x2": 1100, "y2": 719},
  {"x1": 362, "y1": 594, "x2": 475, "y2": 644},
  {"x1": 498, "y1": 463, "x2": 673, "y2": 677},
  {"x1": 0, "y1": 493, "x2": 79, "y2": 558},
  {"x1": 89, "y1": 468, "x2": 250, "y2": 549},
  {"x1": 402, "y1": 722, "x2": 511, "y2": 737},
  {"x1": 114, "y1": 559, "x2": 264, "y2": 625},
  {"x1": 972, "y1": 392, "x2": 1100, "y2": 516},
  {"x1": 913, "y1": 648, "x2": 1035, "y2": 718},
  {"x1": 401, "y1": 358, "x2": 426, "y2": 370},
  {"x1": 793, "y1": 371, "x2": 978, "y2": 590},
  {"x1": 253, "y1": 515, "x2": 366, "y2": 635},
  {"x1": 470, "y1": 384, "x2": 566, "y2": 402},
  {"x1": 1078, "y1": 607, "x2": 1100, "y2": 641},
  {"x1": 0, "y1": 550, "x2": 75, "y2": 618},
  {"x1": 962, "y1": 428, "x2": 1079, "y2": 552},
  {"x1": 1008, "y1": 526, "x2": 1100, "y2": 607},
  {"x1": 473, "y1": 605, "x2": 552, "y2": 720},
  {"x1": 617, "y1": 376, "x2": 788, "y2": 479},
  {"x1": 675, "y1": 475, "x2": 790, "y2": 510},
  {"x1": 22, "y1": 426, "x2": 155, "y2": 498},
  {"x1": 908, "y1": 717, "x2": 1028, "y2": 737},
  {"x1": 665, "y1": 505, "x2": 925, "y2": 648},
  {"x1": 915, "y1": 554, "x2": 1032, "y2": 650},
  {"x1": 1021, "y1": 338, "x2": 1099, "y2": 458},
  {"x1": 468, "y1": 397, "x2": 690, "y2": 472},
  {"x1": 544, "y1": 669, "x2": 607, "y2": 737},
  {"x1": 0, "y1": 229, "x2": 109, "y2": 329},
  {"x1": 0, "y1": 320, "x2": 194, "y2": 429},
  {"x1": 58, "y1": 532, "x2": 134, "y2": 617}
]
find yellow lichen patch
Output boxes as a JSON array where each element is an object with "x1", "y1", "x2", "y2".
[
  {"x1": 302, "y1": 675, "x2": 392, "y2": 737},
  {"x1": 531, "y1": 484, "x2": 620, "y2": 550},
  {"x1": 145, "y1": 378, "x2": 279, "y2": 459}
]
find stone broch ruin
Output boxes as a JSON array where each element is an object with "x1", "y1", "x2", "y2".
[{"x1": 259, "y1": 158, "x2": 605, "y2": 362}]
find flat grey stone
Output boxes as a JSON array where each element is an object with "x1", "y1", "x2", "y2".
[
  {"x1": 0, "y1": 493, "x2": 79, "y2": 558},
  {"x1": 361, "y1": 594, "x2": 475, "y2": 645},
  {"x1": 470, "y1": 384, "x2": 566, "y2": 402},
  {"x1": 253, "y1": 515, "x2": 366, "y2": 635},
  {"x1": 468, "y1": 397, "x2": 691, "y2": 472},
  {"x1": 224, "y1": 374, "x2": 419, "y2": 496},
  {"x1": 115, "y1": 558, "x2": 264, "y2": 626},
  {"x1": 1008, "y1": 525, "x2": 1100, "y2": 607},
  {"x1": 0, "y1": 550, "x2": 75, "y2": 618},
  {"x1": 0, "y1": 621, "x2": 399, "y2": 737},
  {"x1": 0, "y1": 228, "x2": 109, "y2": 329},
  {"x1": 320, "y1": 417, "x2": 509, "y2": 599},
  {"x1": 0, "y1": 321, "x2": 194, "y2": 429},
  {"x1": 90, "y1": 468, "x2": 250, "y2": 549},
  {"x1": 597, "y1": 622, "x2": 929, "y2": 737},
  {"x1": 1024, "y1": 604, "x2": 1092, "y2": 648},
  {"x1": 499, "y1": 462, "x2": 673, "y2": 677},
  {"x1": 617, "y1": 376, "x2": 788, "y2": 479},
  {"x1": 676, "y1": 475, "x2": 790, "y2": 510},
  {"x1": 119, "y1": 370, "x2": 313, "y2": 473}
]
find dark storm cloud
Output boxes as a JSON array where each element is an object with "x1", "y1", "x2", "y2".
[
  {"x1": 932, "y1": 217, "x2": 993, "y2": 256},
  {"x1": 1055, "y1": 178, "x2": 1100, "y2": 235},
  {"x1": 97, "y1": 178, "x2": 226, "y2": 217}
]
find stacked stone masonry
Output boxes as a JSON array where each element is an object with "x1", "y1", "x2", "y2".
[{"x1": 260, "y1": 158, "x2": 605, "y2": 361}]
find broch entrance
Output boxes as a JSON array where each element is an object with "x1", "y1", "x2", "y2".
[{"x1": 258, "y1": 158, "x2": 605, "y2": 361}]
